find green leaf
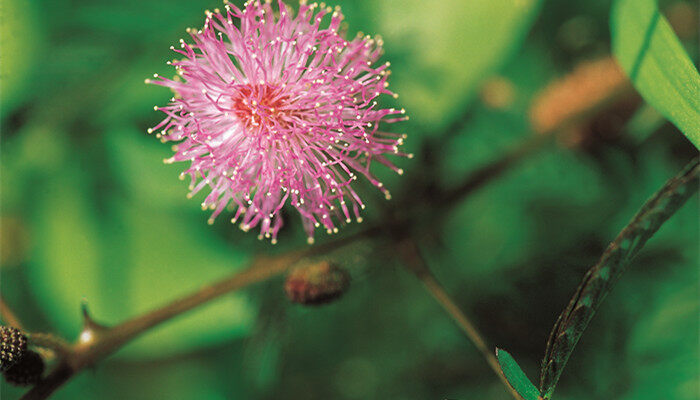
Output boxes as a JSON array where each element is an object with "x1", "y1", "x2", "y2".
[
  {"x1": 496, "y1": 348, "x2": 541, "y2": 400},
  {"x1": 104, "y1": 127, "x2": 193, "y2": 211},
  {"x1": 611, "y1": 0, "x2": 700, "y2": 148},
  {"x1": 369, "y1": 0, "x2": 543, "y2": 128},
  {"x1": 539, "y1": 158, "x2": 700, "y2": 399}
]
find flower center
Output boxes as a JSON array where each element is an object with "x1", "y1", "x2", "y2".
[{"x1": 230, "y1": 84, "x2": 295, "y2": 134}]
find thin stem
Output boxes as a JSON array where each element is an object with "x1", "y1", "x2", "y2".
[
  {"x1": 438, "y1": 71, "x2": 636, "y2": 208},
  {"x1": 438, "y1": 133, "x2": 552, "y2": 207},
  {"x1": 399, "y1": 240, "x2": 523, "y2": 400},
  {"x1": 0, "y1": 296, "x2": 24, "y2": 330}
]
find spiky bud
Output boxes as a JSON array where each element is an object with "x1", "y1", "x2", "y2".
[
  {"x1": 2, "y1": 350, "x2": 44, "y2": 386},
  {"x1": 1, "y1": 326, "x2": 27, "y2": 372},
  {"x1": 285, "y1": 261, "x2": 350, "y2": 305}
]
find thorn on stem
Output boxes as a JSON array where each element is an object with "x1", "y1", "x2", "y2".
[{"x1": 79, "y1": 300, "x2": 109, "y2": 346}]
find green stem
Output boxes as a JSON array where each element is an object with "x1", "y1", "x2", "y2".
[{"x1": 399, "y1": 240, "x2": 524, "y2": 400}]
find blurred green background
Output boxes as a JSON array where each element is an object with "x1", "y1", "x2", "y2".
[{"x1": 1, "y1": 0, "x2": 698, "y2": 399}]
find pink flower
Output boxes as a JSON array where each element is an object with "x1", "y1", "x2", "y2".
[{"x1": 147, "y1": 0, "x2": 408, "y2": 244}]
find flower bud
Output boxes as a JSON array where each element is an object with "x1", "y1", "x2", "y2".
[
  {"x1": 0, "y1": 326, "x2": 27, "y2": 372},
  {"x1": 2, "y1": 350, "x2": 44, "y2": 386},
  {"x1": 285, "y1": 261, "x2": 350, "y2": 306}
]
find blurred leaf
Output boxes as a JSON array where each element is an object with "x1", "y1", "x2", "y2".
[
  {"x1": 98, "y1": 62, "x2": 173, "y2": 125},
  {"x1": 0, "y1": 0, "x2": 41, "y2": 116},
  {"x1": 497, "y1": 348, "x2": 541, "y2": 400},
  {"x1": 371, "y1": 0, "x2": 543, "y2": 128},
  {"x1": 623, "y1": 283, "x2": 699, "y2": 400},
  {"x1": 441, "y1": 146, "x2": 604, "y2": 277},
  {"x1": 27, "y1": 160, "x2": 256, "y2": 359},
  {"x1": 611, "y1": 0, "x2": 700, "y2": 148},
  {"x1": 539, "y1": 158, "x2": 700, "y2": 399},
  {"x1": 434, "y1": 44, "x2": 590, "y2": 278},
  {"x1": 71, "y1": 0, "x2": 206, "y2": 40},
  {"x1": 104, "y1": 127, "x2": 193, "y2": 210},
  {"x1": 0, "y1": 126, "x2": 70, "y2": 210},
  {"x1": 624, "y1": 105, "x2": 665, "y2": 145},
  {"x1": 113, "y1": 202, "x2": 256, "y2": 358}
]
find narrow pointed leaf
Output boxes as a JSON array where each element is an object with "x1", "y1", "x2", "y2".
[
  {"x1": 497, "y1": 348, "x2": 542, "y2": 400},
  {"x1": 539, "y1": 158, "x2": 700, "y2": 398}
]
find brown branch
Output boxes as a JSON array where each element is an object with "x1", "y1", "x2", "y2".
[
  {"x1": 75, "y1": 252, "x2": 303, "y2": 368},
  {"x1": 21, "y1": 362, "x2": 73, "y2": 400},
  {"x1": 398, "y1": 240, "x2": 523, "y2": 400},
  {"x1": 24, "y1": 262, "x2": 289, "y2": 400},
  {"x1": 0, "y1": 296, "x2": 24, "y2": 330},
  {"x1": 22, "y1": 260, "x2": 288, "y2": 400},
  {"x1": 28, "y1": 334, "x2": 72, "y2": 358},
  {"x1": 20, "y1": 228, "x2": 377, "y2": 400}
]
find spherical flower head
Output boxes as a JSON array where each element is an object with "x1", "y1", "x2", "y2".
[{"x1": 148, "y1": 0, "x2": 409, "y2": 244}]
